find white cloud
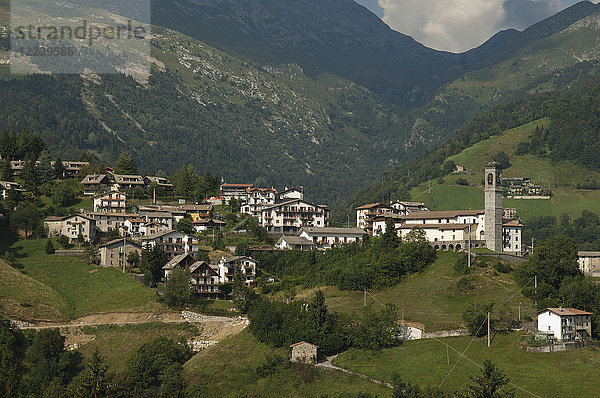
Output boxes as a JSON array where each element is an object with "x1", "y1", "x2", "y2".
[
  {"x1": 378, "y1": 0, "x2": 599, "y2": 53},
  {"x1": 379, "y1": 0, "x2": 506, "y2": 52}
]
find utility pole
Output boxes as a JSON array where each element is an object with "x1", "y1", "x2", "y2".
[
  {"x1": 402, "y1": 308, "x2": 404, "y2": 324},
  {"x1": 468, "y1": 224, "x2": 471, "y2": 268},
  {"x1": 518, "y1": 301, "x2": 521, "y2": 322},
  {"x1": 487, "y1": 312, "x2": 491, "y2": 347},
  {"x1": 534, "y1": 275, "x2": 538, "y2": 307},
  {"x1": 123, "y1": 237, "x2": 126, "y2": 274},
  {"x1": 364, "y1": 287, "x2": 367, "y2": 306}
]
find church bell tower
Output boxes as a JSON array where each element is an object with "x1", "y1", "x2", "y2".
[{"x1": 484, "y1": 160, "x2": 503, "y2": 252}]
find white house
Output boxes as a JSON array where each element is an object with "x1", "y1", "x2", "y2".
[
  {"x1": 278, "y1": 187, "x2": 304, "y2": 202},
  {"x1": 276, "y1": 236, "x2": 316, "y2": 251},
  {"x1": 44, "y1": 214, "x2": 97, "y2": 243},
  {"x1": 298, "y1": 227, "x2": 366, "y2": 249},
  {"x1": 390, "y1": 201, "x2": 428, "y2": 215},
  {"x1": 111, "y1": 174, "x2": 145, "y2": 192},
  {"x1": 537, "y1": 308, "x2": 593, "y2": 342},
  {"x1": 86, "y1": 212, "x2": 139, "y2": 233},
  {"x1": 355, "y1": 203, "x2": 394, "y2": 234},
  {"x1": 93, "y1": 192, "x2": 126, "y2": 213},
  {"x1": 0, "y1": 180, "x2": 25, "y2": 199},
  {"x1": 397, "y1": 223, "x2": 478, "y2": 251},
  {"x1": 217, "y1": 256, "x2": 257, "y2": 286},
  {"x1": 220, "y1": 183, "x2": 253, "y2": 204},
  {"x1": 259, "y1": 199, "x2": 330, "y2": 234},
  {"x1": 241, "y1": 187, "x2": 277, "y2": 216},
  {"x1": 371, "y1": 213, "x2": 404, "y2": 236},
  {"x1": 141, "y1": 230, "x2": 200, "y2": 260},
  {"x1": 578, "y1": 252, "x2": 600, "y2": 277},
  {"x1": 502, "y1": 220, "x2": 523, "y2": 255}
]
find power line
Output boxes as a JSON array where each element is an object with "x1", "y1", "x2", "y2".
[{"x1": 433, "y1": 338, "x2": 543, "y2": 398}]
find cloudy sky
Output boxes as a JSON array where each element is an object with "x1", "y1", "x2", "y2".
[{"x1": 355, "y1": 0, "x2": 599, "y2": 52}]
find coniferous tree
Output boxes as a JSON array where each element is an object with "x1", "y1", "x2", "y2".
[
  {"x1": 36, "y1": 150, "x2": 54, "y2": 185},
  {"x1": 465, "y1": 360, "x2": 515, "y2": 398},
  {"x1": 115, "y1": 152, "x2": 137, "y2": 175},
  {"x1": 21, "y1": 159, "x2": 37, "y2": 193},
  {"x1": 53, "y1": 157, "x2": 65, "y2": 180}
]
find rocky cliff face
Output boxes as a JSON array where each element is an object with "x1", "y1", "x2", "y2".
[{"x1": 141, "y1": 0, "x2": 462, "y2": 104}]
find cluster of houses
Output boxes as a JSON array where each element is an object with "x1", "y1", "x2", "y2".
[
  {"x1": 353, "y1": 162, "x2": 524, "y2": 255},
  {"x1": 81, "y1": 173, "x2": 174, "y2": 195},
  {"x1": 221, "y1": 183, "x2": 332, "y2": 234},
  {"x1": 96, "y1": 236, "x2": 257, "y2": 299},
  {"x1": 502, "y1": 177, "x2": 548, "y2": 197}
]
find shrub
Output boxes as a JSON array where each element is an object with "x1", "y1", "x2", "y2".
[
  {"x1": 457, "y1": 277, "x2": 475, "y2": 291},
  {"x1": 453, "y1": 253, "x2": 470, "y2": 274},
  {"x1": 493, "y1": 261, "x2": 512, "y2": 274},
  {"x1": 456, "y1": 177, "x2": 469, "y2": 186},
  {"x1": 45, "y1": 239, "x2": 55, "y2": 255}
]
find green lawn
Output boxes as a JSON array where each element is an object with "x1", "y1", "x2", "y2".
[
  {"x1": 296, "y1": 252, "x2": 535, "y2": 332},
  {"x1": 411, "y1": 184, "x2": 600, "y2": 221},
  {"x1": 0, "y1": 259, "x2": 65, "y2": 321},
  {"x1": 184, "y1": 329, "x2": 392, "y2": 397},
  {"x1": 415, "y1": 117, "x2": 600, "y2": 221},
  {"x1": 334, "y1": 331, "x2": 600, "y2": 397},
  {"x1": 3, "y1": 238, "x2": 163, "y2": 320}
]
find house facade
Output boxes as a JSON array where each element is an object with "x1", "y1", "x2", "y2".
[
  {"x1": 390, "y1": 201, "x2": 428, "y2": 216},
  {"x1": 142, "y1": 230, "x2": 200, "y2": 260},
  {"x1": 355, "y1": 203, "x2": 394, "y2": 234},
  {"x1": 190, "y1": 261, "x2": 221, "y2": 299},
  {"x1": 371, "y1": 213, "x2": 404, "y2": 236},
  {"x1": 112, "y1": 174, "x2": 145, "y2": 192},
  {"x1": 259, "y1": 199, "x2": 330, "y2": 234},
  {"x1": 290, "y1": 341, "x2": 318, "y2": 364},
  {"x1": 44, "y1": 214, "x2": 96, "y2": 243},
  {"x1": 86, "y1": 212, "x2": 139, "y2": 233},
  {"x1": 217, "y1": 256, "x2": 257, "y2": 286},
  {"x1": 220, "y1": 183, "x2": 253, "y2": 204},
  {"x1": 275, "y1": 236, "x2": 316, "y2": 251},
  {"x1": 81, "y1": 174, "x2": 112, "y2": 195},
  {"x1": 143, "y1": 176, "x2": 175, "y2": 195},
  {"x1": 98, "y1": 238, "x2": 142, "y2": 268},
  {"x1": 241, "y1": 187, "x2": 277, "y2": 216},
  {"x1": 298, "y1": 227, "x2": 365, "y2": 249},
  {"x1": 93, "y1": 192, "x2": 126, "y2": 213},
  {"x1": 578, "y1": 252, "x2": 600, "y2": 277},
  {"x1": 0, "y1": 180, "x2": 25, "y2": 199},
  {"x1": 537, "y1": 308, "x2": 593, "y2": 342}
]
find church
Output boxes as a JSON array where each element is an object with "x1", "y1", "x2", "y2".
[{"x1": 396, "y1": 161, "x2": 523, "y2": 255}]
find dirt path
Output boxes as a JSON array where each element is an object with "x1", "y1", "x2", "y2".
[
  {"x1": 13, "y1": 311, "x2": 249, "y2": 350},
  {"x1": 316, "y1": 354, "x2": 393, "y2": 389},
  {"x1": 16, "y1": 312, "x2": 239, "y2": 329}
]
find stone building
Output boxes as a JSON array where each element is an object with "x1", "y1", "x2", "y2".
[
  {"x1": 290, "y1": 341, "x2": 318, "y2": 364},
  {"x1": 484, "y1": 160, "x2": 503, "y2": 252}
]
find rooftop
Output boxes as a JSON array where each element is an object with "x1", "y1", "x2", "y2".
[
  {"x1": 403, "y1": 210, "x2": 484, "y2": 220},
  {"x1": 540, "y1": 308, "x2": 593, "y2": 316}
]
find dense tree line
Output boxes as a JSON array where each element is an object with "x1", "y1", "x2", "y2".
[
  {"x1": 523, "y1": 210, "x2": 600, "y2": 250},
  {"x1": 256, "y1": 226, "x2": 436, "y2": 291},
  {"x1": 248, "y1": 290, "x2": 401, "y2": 355},
  {"x1": 0, "y1": 318, "x2": 192, "y2": 397}
]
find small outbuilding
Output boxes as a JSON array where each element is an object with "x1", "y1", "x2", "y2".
[{"x1": 290, "y1": 341, "x2": 318, "y2": 364}]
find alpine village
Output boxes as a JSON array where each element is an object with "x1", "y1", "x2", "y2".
[{"x1": 3, "y1": 1, "x2": 600, "y2": 397}]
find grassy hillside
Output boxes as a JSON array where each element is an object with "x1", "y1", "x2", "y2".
[
  {"x1": 183, "y1": 329, "x2": 392, "y2": 397},
  {"x1": 334, "y1": 331, "x2": 600, "y2": 397},
  {"x1": 0, "y1": 259, "x2": 65, "y2": 321},
  {"x1": 295, "y1": 252, "x2": 535, "y2": 332},
  {"x1": 78, "y1": 323, "x2": 201, "y2": 374},
  {"x1": 410, "y1": 118, "x2": 600, "y2": 220},
  {"x1": 2, "y1": 238, "x2": 163, "y2": 321}
]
